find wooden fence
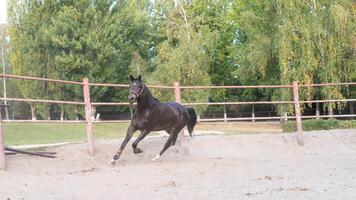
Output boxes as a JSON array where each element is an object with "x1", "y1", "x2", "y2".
[{"x1": 0, "y1": 73, "x2": 355, "y2": 171}]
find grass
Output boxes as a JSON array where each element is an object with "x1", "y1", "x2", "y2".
[
  {"x1": 282, "y1": 119, "x2": 356, "y2": 132},
  {"x1": 5, "y1": 120, "x2": 354, "y2": 146},
  {"x1": 3, "y1": 121, "x2": 284, "y2": 146},
  {"x1": 4, "y1": 122, "x2": 130, "y2": 145}
]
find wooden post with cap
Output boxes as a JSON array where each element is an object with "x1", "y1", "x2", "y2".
[
  {"x1": 293, "y1": 81, "x2": 304, "y2": 145},
  {"x1": 83, "y1": 78, "x2": 95, "y2": 155},
  {"x1": 0, "y1": 108, "x2": 6, "y2": 171},
  {"x1": 174, "y1": 82, "x2": 184, "y2": 143}
]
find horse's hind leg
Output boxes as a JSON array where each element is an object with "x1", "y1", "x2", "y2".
[
  {"x1": 170, "y1": 124, "x2": 186, "y2": 153},
  {"x1": 152, "y1": 128, "x2": 180, "y2": 161},
  {"x1": 171, "y1": 125, "x2": 185, "y2": 146},
  {"x1": 170, "y1": 132, "x2": 180, "y2": 153},
  {"x1": 132, "y1": 129, "x2": 150, "y2": 154}
]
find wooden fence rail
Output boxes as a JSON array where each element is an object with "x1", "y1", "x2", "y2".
[{"x1": 0, "y1": 73, "x2": 355, "y2": 171}]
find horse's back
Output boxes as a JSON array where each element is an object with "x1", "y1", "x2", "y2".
[
  {"x1": 161, "y1": 102, "x2": 186, "y2": 109},
  {"x1": 142, "y1": 102, "x2": 188, "y2": 131}
]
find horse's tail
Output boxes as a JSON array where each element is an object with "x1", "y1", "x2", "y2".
[{"x1": 187, "y1": 107, "x2": 197, "y2": 137}]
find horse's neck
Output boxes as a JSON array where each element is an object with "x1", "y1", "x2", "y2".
[{"x1": 137, "y1": 86, "x2": 157, "y2": 111}]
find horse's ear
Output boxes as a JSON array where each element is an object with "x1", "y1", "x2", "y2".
[
  {"x1": 138, "y1": 74, "x2": 142, "y2": 81},
  {"x1": 129, "y1": 75, "x2": 135, "y2": 82}
]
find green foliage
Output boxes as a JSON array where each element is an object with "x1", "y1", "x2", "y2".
[
  {"x1": 283, "y1": 119, "x2": 356, "y2": 132},
  {"x1": 6, "y1": 0, "x2": 356, "y2": 118},
  {"x1": 8, "y1": 0, "x2": 153, "y2": 117},
  {"x1": 146, "y1": 1, "x2": 212, "y2": 112},
  {"x1": 234, "y1": 0, "x2": 355, "y2": 114}
]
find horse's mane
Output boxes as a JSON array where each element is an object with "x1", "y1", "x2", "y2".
[{"x1": 143, "y1": 84, "x2": 161, "y2": 103}]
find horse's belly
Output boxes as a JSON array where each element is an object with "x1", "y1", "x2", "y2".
[
  {"x1": 150, "y1": 110, "x2": 187, "y2": 131},
  {"x1": 132, "y1": 105, "x2": 188, "y2": 131}
]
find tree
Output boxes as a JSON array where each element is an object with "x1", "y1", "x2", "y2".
[
  {"x1": 8, "y1": 0, "x2": 53, "y2": 119},
  {"x1": 234, "y1": 0, "x2": 355, "y2": 115},
  {"x1": 147, "y1": 0, "x2": 212, "y2": 112},
  {"x1": 8, "y1": 0, "x2": 153, "y2": 119},
  {"x1": 0, "y1": 23, "x2": 11, "y2": 119}
]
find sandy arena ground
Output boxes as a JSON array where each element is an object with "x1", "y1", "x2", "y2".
[{"x1": 1, "y1": 129, "x2": 356, "y2": 200}]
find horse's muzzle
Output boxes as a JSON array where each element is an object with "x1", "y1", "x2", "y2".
[{"x1": 128, "y1": 94, "x2": 136, "y2": 103}]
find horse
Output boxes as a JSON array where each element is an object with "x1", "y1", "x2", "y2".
[{"x1": 110, "y1": 75, "x2": 197, "y2": 165}]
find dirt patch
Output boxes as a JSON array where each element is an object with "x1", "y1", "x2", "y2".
[
  {"x1": 1, "y1": 129, "x2": 356, "y2": 200},
  {"x1": 196, "y1": 121, "x2": 282, "y2": 133}
]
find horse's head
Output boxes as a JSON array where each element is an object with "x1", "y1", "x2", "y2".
[{"x1": 128, "y1": 74, "x2": 143, "y2": 104}]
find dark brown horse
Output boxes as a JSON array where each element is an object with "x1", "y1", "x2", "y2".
[{"x1": 110, "y1": 75, "x2": 197, "y2": 164}]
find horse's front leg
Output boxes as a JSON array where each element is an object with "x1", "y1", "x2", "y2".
[
  {"x1": 110, "y1": 125, "x2": 137, "y2": 165},
  {"x1": 132, "y1": 129, "x2": 151, "y2": 154}
]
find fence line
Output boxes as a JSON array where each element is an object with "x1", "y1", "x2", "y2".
[
  {"x1": 0, "y1": 73, "x2": 355, "y2": 171},
  {"x1": 183, "y1": 99, "x2": 356, "y2": 106},
  {"x1": 2, "y1": 73, "x2": 355, "y2": 88},
  {"x1": 0, "y1": 73, "x2": 83, "y2": 85},
  {"x1": 301, "y1": 114, "x2": 356, "y2": 119},
  {"x1": 4, "y1": 114, "x2": 355, "y2": 124},
  {"x1": 0, "y1": 97, "x2": 85, "y2": 105},
  {"x1": 91, "y1": 102, "x2": 131, "y2": 106},
  {"x1": 300, "y1": 99, "x2": 356, "y2": 103},
  {"x1": 197, "y1": 114, "x2": 356, "y2": 122},
  {"x1": 179, "y1": 82, "x2": 356, "y2": 89},
  {"x1": 300, "y1": 82, "x2": 356, "y2": 87},
  {"x1": 183, "y1": 101, "x2": 294, "y2": 106},
  {"x1": 2, "y1": 120, "x2": 87, "y2": 123},
  {"x1": 89, "y1": 83, "x2": 129, "y2": 87},
  {"x1": 180, "y1": 85, "x2": 293, "y2": 89},
  {"x1": 1, "y1": 97, "x2": 354, "y2": 107},
  {"x1": 89, "y1": 82, "x2": 174, "y2": 89}
]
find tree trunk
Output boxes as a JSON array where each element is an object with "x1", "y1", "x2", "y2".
[{"x1": 30, "y1": 104, "x2": 36, "y2": 120}]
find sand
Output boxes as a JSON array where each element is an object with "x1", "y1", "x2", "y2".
[{"x1": 1, "y1": 129, "x2": 356, "y2": 200}]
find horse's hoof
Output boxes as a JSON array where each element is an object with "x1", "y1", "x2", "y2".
[
  {"x1": 133, "y1": 148, "x2": 143, "y2": 154},
  {"x1": 109, "y1": 159, "x2": 117, "y2": 165},
  {"x1": 171, "y1": 146, "x2": 179, "y2": 153},
  {"x1": 151, "y1": 154, "x2": 160, "y2": 162}
]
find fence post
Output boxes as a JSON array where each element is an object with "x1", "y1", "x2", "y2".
[
  {"x1": 0, "y1": 111, "x2": 6, "y2": 171},
  {"x1": 292, "y1": 81, "x2": 304, "y2": 145},
  {"x1": 83, "y1": 78, "x2": 95, "y2": 156},
  {"x1": 174, "y1": 82, "x2": 184, "y2": 143},
  {"x1": 316, "y1": 102, "x2": 320, "y2": 119},
  {"x1": 223, "y1": 105, "x2": 227, "y2": 123}
]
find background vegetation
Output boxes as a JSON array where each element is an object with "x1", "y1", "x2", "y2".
[
  {"x1": 283, "y1": 119, "x2": 356, "y2": 132},
  {"x1": 1, "y1": 0, "x2": 355, "y2": 120}
]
